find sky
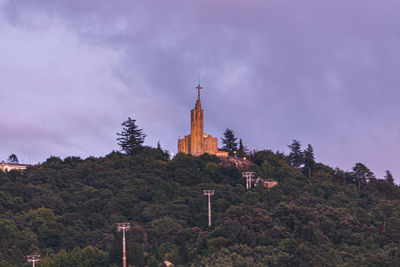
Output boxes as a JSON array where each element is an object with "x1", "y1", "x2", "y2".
[{"x1": 1, "y1": 0, "x2": 400, "y2": 183}]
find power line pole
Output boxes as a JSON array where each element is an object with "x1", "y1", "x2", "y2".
[
  {"x1": 27, "y1": 255, "x2": 40, "y2": 267},
  {"x1": 117, "y1": 223, "x2": 131, "y2": 267},
  {"x1": 242, "y1": 172, "x2": 255, "y2": 189},
  {"x1": 203, "y1": 190, "x2": 215, "y2": 226}
]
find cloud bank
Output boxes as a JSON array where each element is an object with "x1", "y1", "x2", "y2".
[{"x1": 1, "y1": 0, "x2": 400, "y2": 182}]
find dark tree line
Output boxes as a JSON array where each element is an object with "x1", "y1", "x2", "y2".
[
  {"x1": 0, "y1": 145, "x2": 396, "y2": 267},
  {"x1": 0, "y1": 118, "x2": 398, "y2": 266}
]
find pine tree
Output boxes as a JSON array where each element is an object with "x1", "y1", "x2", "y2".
[
  {"x1": 222, "y1": 128, "x2": 238, "y2": 156},
  {"x1": 303, "y1": 144, "x2": 315, "y2": 178},
  {"x1": 157, "y1": 141, "x2": 161, "y2": 150},
  {"x1": 287, "y1": 140, "x2": 303, "y2": 167},
  {"x1": 117, "y1": 117, "x2": 146, "y2": 155},
  {"x1": 237, "y1": 139, "x2": 245, "y2": 158},
  {"x1": 385, "y1": 170, "x2": 394, "y2": 184},
  {"x1": 352, "y1": 162, "x2": 375, "y2": 191}
]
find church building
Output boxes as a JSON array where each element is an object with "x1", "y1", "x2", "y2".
[{"x1": 178, "y1": 84, "x2": 228, "y2": 157}]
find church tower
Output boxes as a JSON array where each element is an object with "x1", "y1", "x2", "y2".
[
  {"x1": 190, "y1": 85, "x2": 204, "y2": 156},
  {"x1": 178, "y1": 84, "x2": 228, "y2": 157}
]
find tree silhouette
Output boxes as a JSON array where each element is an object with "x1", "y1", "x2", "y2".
[
  {"x1": 117, "y1": 117, "x2": 146, "y2": 155},
  {"x1": 353, "y1": 162, "x2": 375, "y2": 191},
  {"x1": 7, "y1": 154, "x2": 19, "y2": 164},
  {"x1": 303, "y1": 144, "x2": 315, "y2": 178},
  {"x1": 237, "y1": 139, "x2": 245, "y2": 158},
  {"x1": 385, "y1": 170, "x2": 394, "y2": 184},
  {"x1": 221, "y1": 128, "x2": 238, "y2": 156},
  {"x1": 287, "y1": 140, "x2": 303, "y2": 167}
]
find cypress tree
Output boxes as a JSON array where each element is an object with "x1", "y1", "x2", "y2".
[{"x1": 303, "y1": 144, "x2": 315, "y2": 178}]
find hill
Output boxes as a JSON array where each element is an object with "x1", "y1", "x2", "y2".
[{"x1": 0, "y1": 147, "x2": 399, "y2": 266}]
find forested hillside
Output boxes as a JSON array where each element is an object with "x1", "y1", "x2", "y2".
[{"x1": 1, "y1": 146, "x2": 399, "y2": 266}]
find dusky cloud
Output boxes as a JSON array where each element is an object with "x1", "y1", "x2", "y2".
[{"x1": 1, "y1": 0, "x2": 400, "y2": 182}]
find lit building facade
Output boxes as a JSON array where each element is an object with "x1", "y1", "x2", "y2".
[{"x1": 178, "y1": 84, "x2": 228, "y2": 157}]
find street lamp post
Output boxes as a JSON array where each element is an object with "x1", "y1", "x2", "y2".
[
  {"x1": 27, "y1": 255, "x2": 40, "y2": 267},
  {"x1": 203, "y1": 190, "x2": 215, "y2": 226},
  {"x1": 117, "y1": 223, "x2": 131, "y2": 267}
]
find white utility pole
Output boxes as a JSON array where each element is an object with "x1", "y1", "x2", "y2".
[
  {"x1": 117, "y1": 223, "x2": 131, "y2": 267},
  {"x1": 27, "y1": 255, "x2": 40, "y2": 267},
  {"x1": 203, "y1": 190, "x2": 215, "y2": 226},
  {"x1": 242, "y1": 172, "x2": 255, "y2": 189}
]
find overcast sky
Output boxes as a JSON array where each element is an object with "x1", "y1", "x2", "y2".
[{"x1": 1, "y1": 0, "x2": 400, "y2": 182}]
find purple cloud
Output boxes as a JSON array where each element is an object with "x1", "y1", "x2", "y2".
[{"x1": 1, "y1": 0, "x2": 400, "y2": 182}]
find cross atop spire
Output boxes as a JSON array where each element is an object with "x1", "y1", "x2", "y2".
[{"x1": 196, "y1": 84, "x2": 202, "y2": 100}]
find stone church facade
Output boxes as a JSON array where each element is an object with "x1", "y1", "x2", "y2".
[{"x1": 178, "y1": 85, "x2": 228, "y2": 157}]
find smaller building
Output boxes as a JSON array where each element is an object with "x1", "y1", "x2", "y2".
[
  {"x1": 0, "y1": 162, "x2": 30, "y2": 172},
  {"x1": 263, "y1": 180, "x2": 278, "y2": 189},
  {"x1": 254, "y1": 176, "x2": 278, "y2": 189}
]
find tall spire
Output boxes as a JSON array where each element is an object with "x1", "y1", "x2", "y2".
[{"x1": 196, "y1": 84, "x2": 202, "y2": 100}]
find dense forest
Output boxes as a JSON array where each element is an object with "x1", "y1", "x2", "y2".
[{"x1": 1, "y1": 141, "x2": 400, "y2": 266}]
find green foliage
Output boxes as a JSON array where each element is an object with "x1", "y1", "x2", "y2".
[
  {"x1": 385, "y1": 170, "x2": 394, "y2": 184},
  {"x1": 287, "y1": 139, "x2": 303, "y2": 167},
  {"x1": 303, "y1": 144, "x2": 315, "y2": 178},
  {"x1": 221, "y1": 128, "x2": 238, "y2": 156},
  {"x1": 237, "y1": 139, "x2": 246, "y2": 158},
  {"x1": 43, "y1": 156, "x2": 63, "y2": 168},
  {"x1": 353, "y1": 162, "x2": 375, "y2": 181},
  {"x1": 23, "y1": 246, "x2": 109, "y2": 267},
  {"x1": 0, "y1": 148, "x2": 400, "y2": 266},
  {"x1": 7, "y1": 154, "x2": 19, "y2": 163},
  {"x1": 352, "y1": 162, "x2": 376, "y2": 191},
  {"x1": 117, "y1": 117, "x2": 147, "y2": 155}
]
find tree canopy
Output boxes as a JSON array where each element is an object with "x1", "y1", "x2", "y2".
[
  {"x1": 303, "y1": 144, "x2": 315, "y2": 178},
  {"x1": 221, "y1": 128, "x2": 238, "y2": 156},
  {"x1": 237, "y1": 139, "x2": 246, "y2": 158},
  {"x1": 7, "y1": 154, "x2": 19, "y2": 163},
  {"x1": 117, "y1": 117, "x2": 146, "y2": 155},
  {"x1": 385, "y1": 170, "x2": 394, "y2": 184},
  {"x1": 0, "y1": 144, "x2": 399, "y2": 266},
  {"x1": 287, "y1": 139, "x2": 303, "y2": 167}
]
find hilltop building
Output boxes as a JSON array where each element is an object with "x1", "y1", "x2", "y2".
[
  {"x1": 178, "y1": 85, "x2": 228, "y2": 157},
  {"x1": 0, "y1": 162, "x2": 30, "y2": 172}
]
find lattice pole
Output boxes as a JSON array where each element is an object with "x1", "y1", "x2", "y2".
[
  {"x1": 27, "y1": 255, "x2": 40, "y2": 267},
  {"x1": 117, "y1": 223, "x2": 131, "y2": 267},
  {"x1": 204, "y1": 190, "x2": 215, "y2": 226},
  {"x1": 242, "y1": 172, "x2": 255, "y2": 189}
]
